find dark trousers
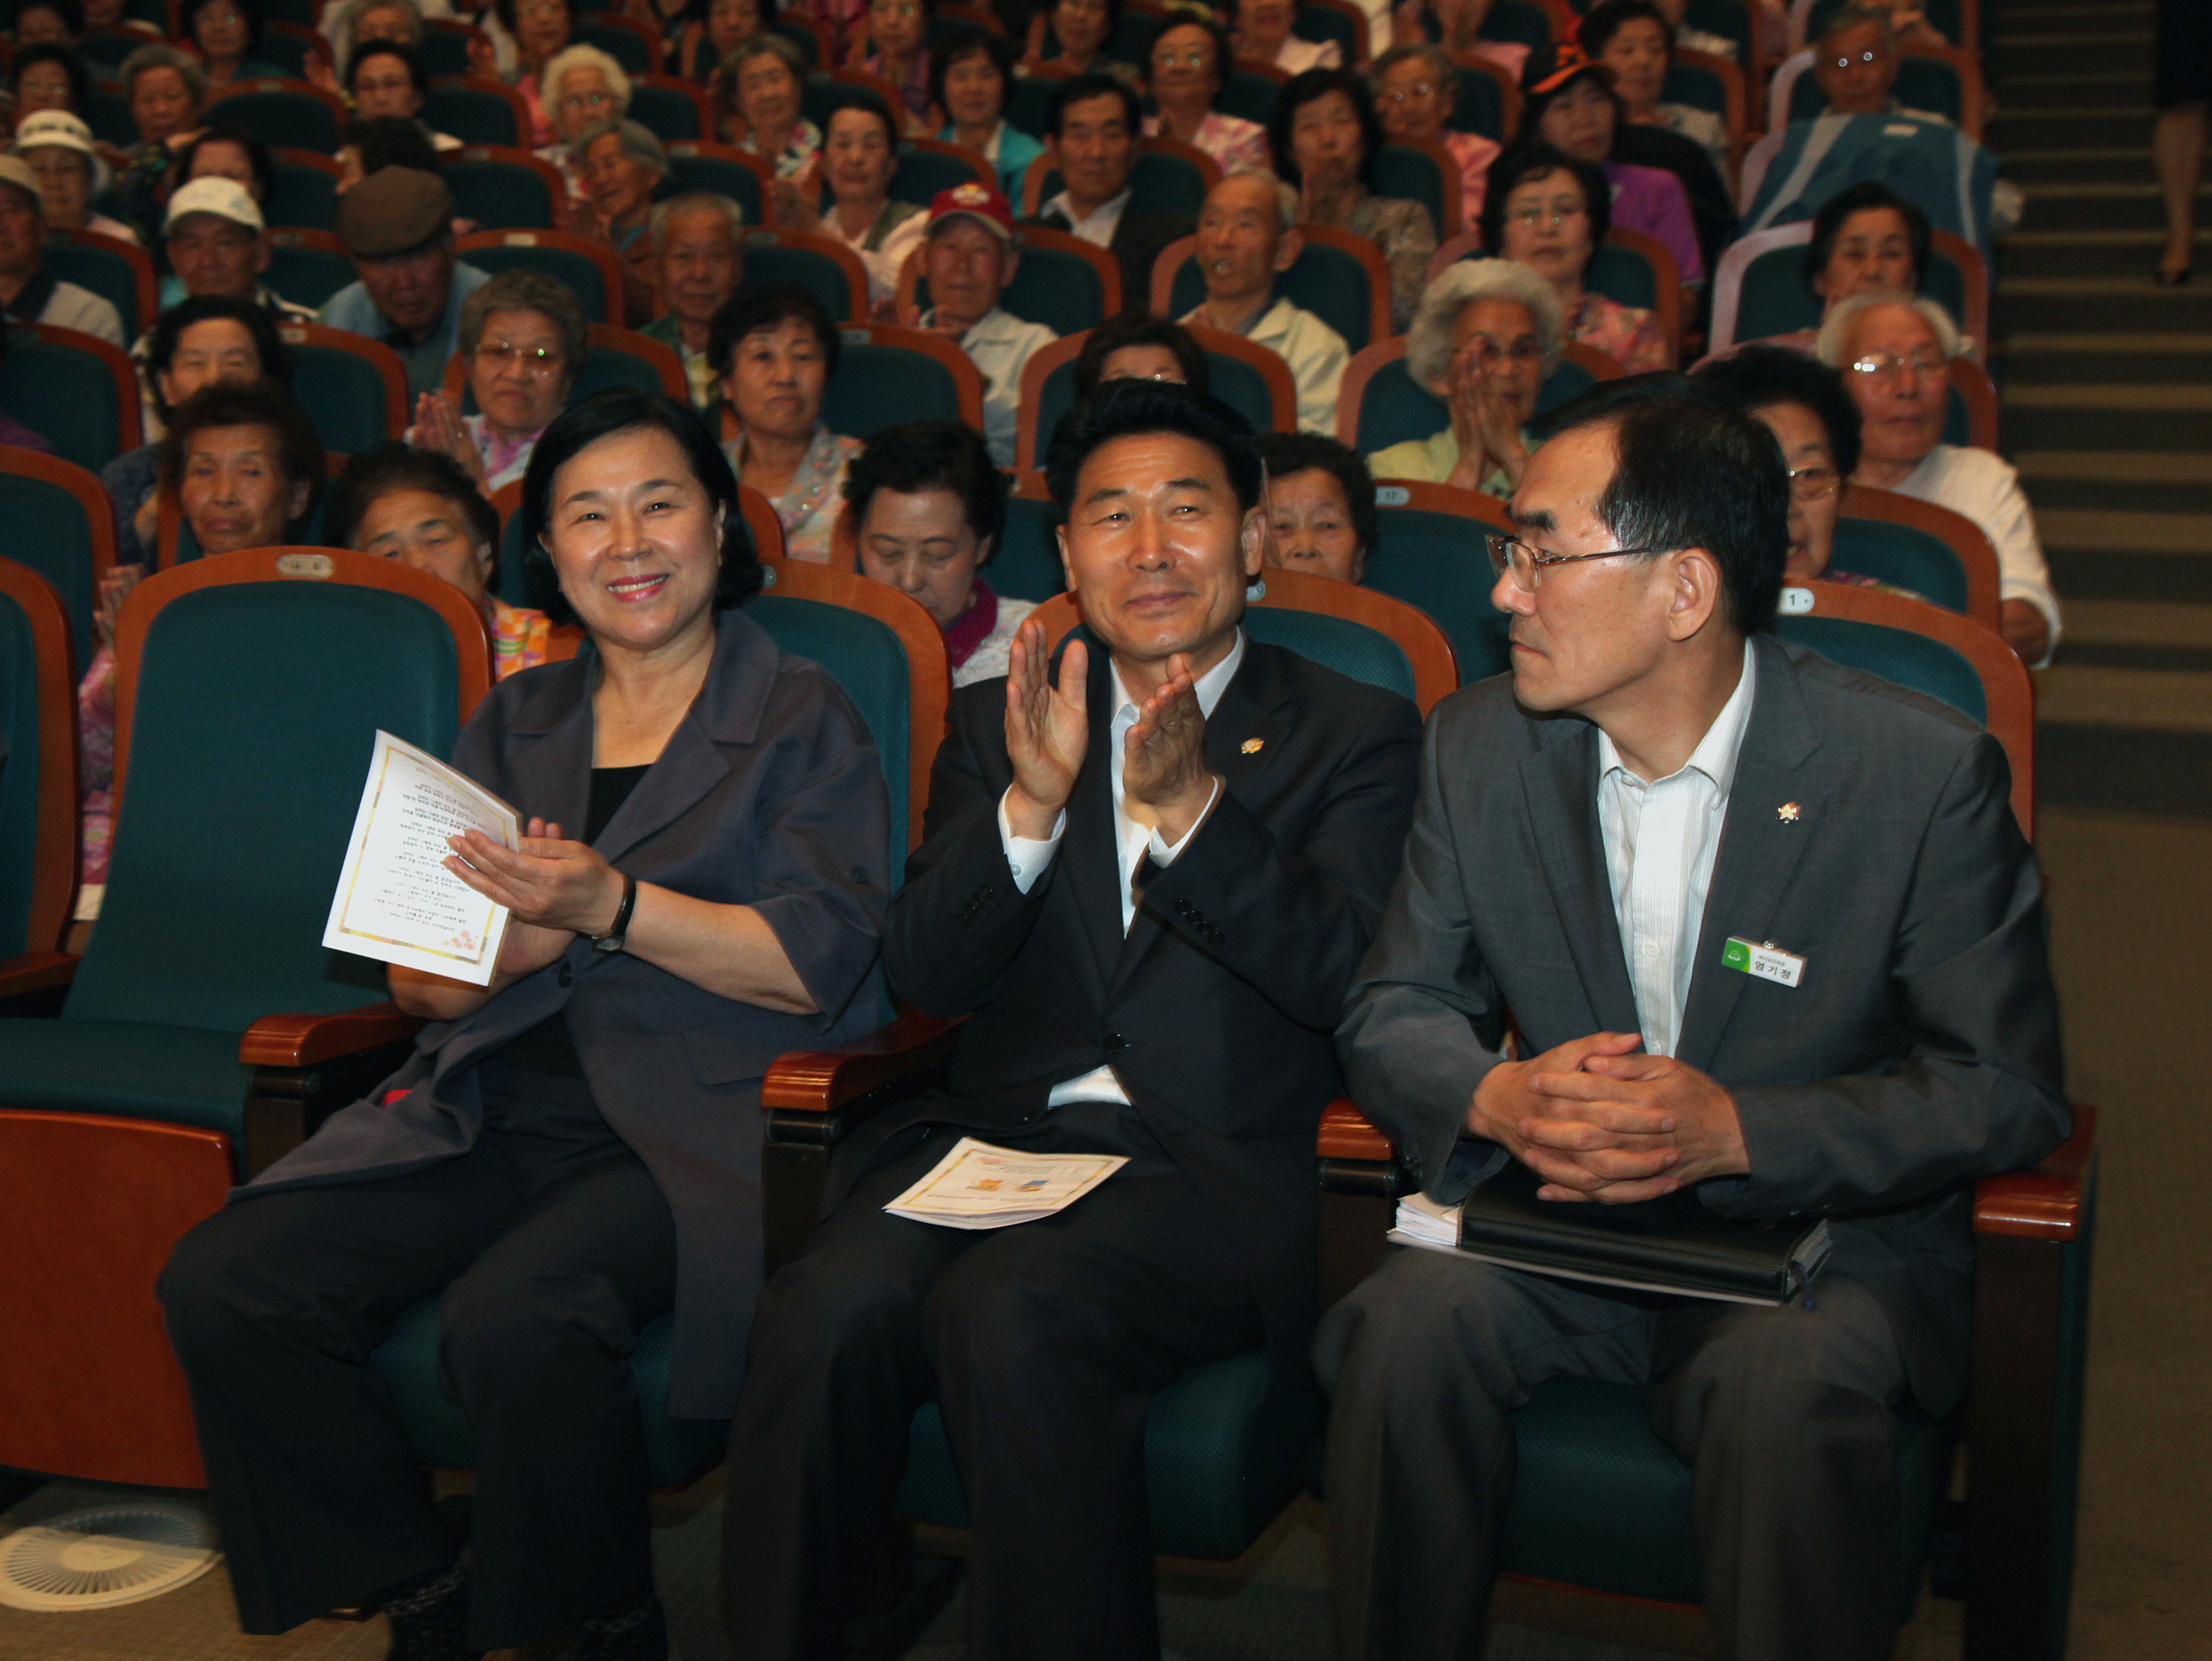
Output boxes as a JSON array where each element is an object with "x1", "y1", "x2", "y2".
[
  {"x1": 157, "y1": 1064, "x2": 677, "y2": 1652},
  {"x1": 721, "y1": 1108, "x2": 1264, "y2": 1661},
  {"x1": 1314, "y1": 1247, "x2": 1910, "y2": 1661}
]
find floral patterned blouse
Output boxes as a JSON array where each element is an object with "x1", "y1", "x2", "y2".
[
  {"x1": 1571, "y1": 289, "x2": 1669, "y2": 374},
  {"x1": 1144, "y1": 109, "x2": 1271, "y2": 176},
  {"x1": 1312, "y1": 190, "x2": 1436, "y2": 334},
  {"x1": 724, "y1": 424, "x2": 864, "y2": 562},
  {"x1": 741, "y1": 119, "x2": 823, "y2": 180},
  {"x1": 491, "y1": 599, "x2": 554, "y2": 679}
]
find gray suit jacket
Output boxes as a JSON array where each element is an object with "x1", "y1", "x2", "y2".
[
  {"x1": 1337, "y1": 634, "x2": 2069, "y2": 1412},
  {"x1": 242, "y1": 608, "x2": 890, "y2": 1417}
]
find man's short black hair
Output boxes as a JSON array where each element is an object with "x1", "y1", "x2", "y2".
[
  {"x1": 345, "y1": 113, "x2": 441, "y2": 175},
  {"x1": 841, "y1": 418, "x2": 1006, "y2": 558},
  {"x1": 1694, "y1": 343, "x2": 1862, "y2": 481},
  {"x1": 1805, "y1": 179, "x2": 1930, "y2": 296},
  {"x1": 1259, "y1": 431, "x2": 1377, "y2": 556},
  {"x1": 1045, "y1": 379, "x2": 1263, "y2": 521},
  {"x1": 1530, "y1": 372, "x2": 1790, "y2": 635},
  {"x1": 325, "y1": 440, "x2": 502, "y2": 557},
  {"x1": 11, "y1": 43, "x2": 92, "y2": 113},
  {"x1": 1071, "y1": 311, "x2": 1210, "y2": 400},
  {"x1": 820, "y1": 89, "x2": 898, "y2": 149},
  {"x1": 175, "y1": 122, "x2": 276, "y2": 203},
  {"x1": 345, "y1": 37, "x2": 428, "y2": 96},
  {"x1": 927, "y1": 24, "x2": 1015, "y2": 121},
  {"x1": 145, "y1": 292, "x2": 293, "y2": 418},
  {"x1": 706, "y1": 281, "x2": 840, "y2": 380},
  {"x1": 1481, "y1": 141, "x2": 1610, "y2": 255},
  {"x1": 1044, "y1": 72, "x2": 1141, "y2": 140},
  {"x1": 1271, "y1": 67, "x2": 1385, "y2": 194}
]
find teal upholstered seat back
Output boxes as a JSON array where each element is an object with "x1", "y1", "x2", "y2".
[
  {"x1": 421, "y1": 87, "x2": 525, "y2": 148},
  {"x1": 990, "y1": 496, "x2": 1067, "y2": 604},
  {"x1": 460, "y1": 243, "x2": 614, "y2": 324},
  {"x1": 0, "y1": 475, "x2": 99, "y2": 670},
  {"x1": 1375, "y1": 145, "x2": 1449, "y2": 241},
  {"x1": 1588, "y1": 240, "x2": 1660, "y2": 311},
  {"x1": 211, "y1": 86, "x2": 342, "y2": 151},
  {"x1": 744, "y1": 235, "x2": 858, "y2": 323},
  {"x1": 0, "y1": 588, "x2": 46, "y2": 958},
  {"x1": 821, "y1": 337, "x2": 972, "y2": 437},
  {"x1": 291, "y1": 343, "x2": 396, "y2": 452},
  {"x1": 1030, "y1": 350, "x2": 1281, "y2": 479},
  {"x1": 1242, "y1": 605, "x2": 1416, "y2": 703},
  {"x1": 45, "y1": 241, "x2": 144, "y2": 341},
  {"x1": 65, "y1": 581, "x2": 463, "y2": 1031},
  {"x1": 1364, "y1": 497, "x2": 1513, "y2": 685},
  {"x1": 1774, "y1": 614, "x2": 1987, "y2": 725},
  {"x1": 668, "y1": 150, "x2": 766, "y2": 226},
  {"x1": 440, "y1": 158, "x2": 557, "y2": 229},
  {"x1": 1, "y1": 329, "x2": 125, "y2": 473},
  {"x1": 1830, "y1": 518, "x2": 1971, "y2": 613}
]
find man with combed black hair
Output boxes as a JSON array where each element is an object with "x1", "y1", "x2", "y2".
[
  {"x1": 721, "y1": 380, "x2": 1423, "y2": 1661},
  {"x1": 1317, "y1": 374, "x2": 2069, "y2": 1661}
]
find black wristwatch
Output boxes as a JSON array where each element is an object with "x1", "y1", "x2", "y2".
[{"x1": 591, "y1": 873, "x2": 638, "y2": 954}]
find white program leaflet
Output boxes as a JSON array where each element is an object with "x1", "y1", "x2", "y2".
[
  {"x1": 884, "y1": 1137, "x2": 1129, "y2": 1230},
  {"x1": 322, "y1": 730, "x2": 520, "y2": 986}
]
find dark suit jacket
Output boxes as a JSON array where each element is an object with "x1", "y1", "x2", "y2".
[
  {"x1": 863, "y1": 636, "x2": 1422, "y2": 1375},
  {"x1": 1338, "y1": 634, "x2": 2069, "y2": 1413},
  {"x1": 1027, "y1": 204, "x2": 1194, "y2": 315},
  {"x1": 242, "y1": 608, "x2": 891, "y2": 1418}
]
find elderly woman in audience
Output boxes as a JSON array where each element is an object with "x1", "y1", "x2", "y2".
[
  {"x1": 1405, "y1": 0, "x2": 1529, "y2": 83},
  {"x1": 9, "y1": 0, "x2": 82, "y2": 48},
  {"x1": 1367, "y1": 255, "x2": 1558, "y2": 494},
  {"x1": 412, "y1": 267, "x2": 586, "y2": 492},
  {"x1": 720, "y1": 34, "x2": 821, "y2": 172},
  {"x1": 15, "y1": 111, "x2": 135, "y2": 241},
  {"x1": 1023, "y1": 0, "x2": 1135, "y2": 82},
  {"x1": 858, "y1": 0, "x2": 931, "y2": 128},
  {"x1": 344, "y1": 41, "x2": 461, "y2": 154},
  {"x1": 848, "y1": 418, "x2": 1033, "y2": 685},
  {"x1": 109, "y1": 45, "x2": 208, "y2": 243},
  {"x1": 1261, "y1": 430, "x2": 1376, "y2": 583},
  {"x1": 712, "y1": 283, "x2": 864, "y2": 561},
  {"x1": 1485, "y1": 143, "x2": 1668, "y2": 371},
  {"x1": 1232, "y1": 0, "x2": 1335, "y2": 74},
  {"x1": 1273, "y1": 67, "x2": 1436, "y2": 332},
  {"x1": 1583, "y1": 0, "x2": 1729, "y2": 172},
  {"x1": 772, "y1": 97, "x2": 924, "y2": 310},
  {"x1": 576, "y1": 117, "x2": 670, "y2": 317},
  {"x1": 1071, "y1": 308, "x2": 1210, "y2": 396},
  {"x1": 495, "y1": 0, "x2": 579, "y2": 147},
  {"x1": 538, "y1": 43, "x2": 632, "y2": 203},
  {"x1": 159, "y1": 386, "x2": 888, "y2": 1661},
  {"x1": 1144, "y1": 11, "x2": 1271, "y2": 176},
  {"x1": 677, "y1": 0, "x2": 769, "y2": 82},
  {"x1": 1820, "y1": 290, "x2": 2060, "y2": 663},
  {"x1": 319, "y1": 0, "x2": 427, "y2": 82},
  {"x1": 328, "y1": 441, "x2": 557, "y2": 675},
  {"x1": 186, "y1": 0, "x2": 286, "y2": 89},
  {"x1": 644, "y1": 192, "x2": 747, "y2": 408},
  {"x1": 934, "y1": 27, "x2": 1045, "y2": 198},
  {"x1": 11, "y1": 44, "x2": 93, "y2": 125},
  {"x1": 1371, "y1": 45, "x2": 1499, "y2": 231}
]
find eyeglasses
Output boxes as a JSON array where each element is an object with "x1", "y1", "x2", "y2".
[
  {"x1": 1786, "y1": 465, "x2": 1839, "y2": 502},
  {"x1": 561, "y1": 89, "x2": 612, "y2": 110},
  {"x1": 1507, "y1": 204, "x2": 1586, "y2": 229},
  {"x1": 477, "y1": 341, "x2": 563, "y2": 373},
  {"x1": 1379, "y1": 82, "x2": 1437, "y2": 103},
  {"x1": 1828, "y1": 49, "x2": 1881, "y2": 68},
  {"x1": 1460, "y1": 335, "x2": 1542, "y2": 367},
  {"x1": 1155, "y1": 48, "x2": 1212, "y2": 68},
  {"x1": 1848, "y1": 351, "x2": 1945, "y2": 381},
  {"x1": 1484, "y1": 532, "x2": 1674, "y2": 589}
]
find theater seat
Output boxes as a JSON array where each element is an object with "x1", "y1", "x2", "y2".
[
  {"x1": 0, "y1": 447, "x2": 117, "y2": 673},
  {"x1": 1153, "y1": 228, "x2": 1391, "y2": 354},
  {"x1": 0, "y1": 558, "x2": 76, "y2": 974},
  {"x1": 0, "y1": 323, "x2": 142, "y2": 473}
]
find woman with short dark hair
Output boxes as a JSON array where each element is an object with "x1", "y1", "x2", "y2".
[
  {"x1": 1260, "y1": 429, "x2": 1376, "y2": 583},
  {"x1": 1143, "y1": 10, "x2": 1269, "y2": 175},
  {"x1": 1484, "y1": 141, "x2": 1668, "y2": 371},
  {"x1": 1271, "y1": 67, "x2": 1436, "y2": 331},
  {"x1": 771, "y1": 95, "x2": 923, "y2": 308},
  {"x1": 1070, "y1": 310, "x2": 1212, "y2": 398},
  {"x1": 710, "y1": 283, "x2": 864, "y2": 561},
  {"x1": 186, "y1": 0, "x2": 286, "y2": 88},
  {"x1": 1022, "y1": 0, "x2": 1135, "y2": 82},
  {"x1": 1582, "y1": 0, "x2": 1729, "y2": 170},
  {"x1": 933, "y1": 25, "x2": 1044, "y2": 198},
  {"x1": 11, "y1": 42, "x2": 93, "y2": 122}
]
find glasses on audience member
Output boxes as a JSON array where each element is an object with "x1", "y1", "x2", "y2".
[
  {"x1": 563, "y1": 89, "x2": 612, "y2": 111},
  {"x1": 1787, "y1": 465, "x2": 1840, "y2": 502},
  {"x1": 1828, "y1": 48, "x2": 1881, "y2": 68},
  {"x1": 516, "y1": 1, "x2": 565, "y2": 17},
  {"x1": 1507, "y1": 203, "x2": 1586, "y2": 230},
  {"x1": 1459, "y1": 333, "x2": 1542, "y2": 368},
  {"x1": 1155, "y1": 48, "x2": 1210, "y2": 68},
  {"x1": 1378, "y1": 82, "x2": 1436, "y2": 104},
  {"x1": 1848, "y1": 350, "x2": 1945, "y2": 381},
  {"x1": 477, "y1": 340, "x2": 564, "y2": 373},
  {"x1": 1484, "y1": 532, "x2": 1676, "y2": 590}
]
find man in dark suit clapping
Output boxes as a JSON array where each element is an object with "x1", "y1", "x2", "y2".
[
  {"x1": 1318, "y1": 376, "x2": 2069, "y2": 1661},
  {"x1": 721, "y1": 382, "x2": 1421, "y2": 1661},
  {"x1": 1027, "y1": 74, "x2": 1194, "y2": 314}
]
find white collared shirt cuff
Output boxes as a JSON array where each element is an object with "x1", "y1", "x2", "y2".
[
  {"x1": 998, "y1": 787, "x2": 1066, "y2": 893},
  {"x1": 1146, "y1": 775, "x2": 1222, "y2": 866}
]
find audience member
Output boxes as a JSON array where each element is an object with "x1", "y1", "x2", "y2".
[
  {"x1": 1485, "y1": 144, "x2": 1668, "y2": 371},
  {"x1": 159, "y1": 385, "x2": 889, "y2": 1661},
  {"x1": 1031, "y1": 74, "x2": 1194, "y2": 312},
  {"x1": 858, "y1": 0, "x2": 930, "y2": 127},
  {"x1": 185, "y1": 0, "x2": 286, "y2": 89},
  {"x1": 539, "y1": 42, "x2": 632, "y2": 205},
  {"x1": 1070, "y1": 309, "x2": 1210, "y2": 396},
  {"x1": 1819, "y1": 291, "x2": 2060, "y2": 663},
  {"x1": 772, "y1": 97, "x2": 923, "y2": 311},
  {"x1": 1272, "y1": 68, "x2": 1436, "y2": 333},
  {"x1": 721, "y1": 378, "x2": 1421, "y2": 1660},
  {"x1": 10, "y1": 0, "x2": 82, "y2": 48},
  {"x1": 576, "y1": 117, "x2": 668, "y2": 320},
  {"x1": 677, "y1": 0, "x2": 769, "y2": 83},
  {"x1": 643, "y1": 192, "x2": 746, "y2": 409},
  {"x1": 720, "y1": 34, "x2": 819, "y2": 173},
  {"x1": 1320, "y1": 370, "x2": 2066, "y2": 1661},
  {"x1": 1371, "y1": 44, "x2": 1501, "y2": 231},
  {"x1": 2156, "y1": 0, "x2": 2206, "y2": 284},
  {"x1": 1180, "y1": 173, "x2": 1348, "y2": 435},
  {"x1": 498, "y1": 0, "x2": 578, "y2": 147},
  {"x1": 13, "y1": 110, "x2": 135, "y2": 242},
  {"x1": 111, "y1": 45, "x2": 209, "y2": 245},
  {"x1": 11, "y1": 44, "x2": 93, "y2": 124},
  {"x1": 1022, "y1": 0, "x2": 1135, "y2": 82},
  {"x1": 411, "y1": 267, "x2": 585, "y2": 492},
  {"x1": 1723, "y1": 180, "x2": 1932, "y2": 355},
  {"x1": 1143, "y1": 10, "x2": 1271, "y2": 175},
  {"x1": 1814, "y1": 3, "x2": 1947, "y2": 123},
  {"x1": 1653, "y1": 0, "x2": 1737, "y2": 61},
  {"x1": 321, "y1": 166, "x2": 493, "y2": 399},
  {"x1": 933, "y1": 27, "x2": 1044, "y2": 198},
  {"x1": 1584, "y1": 0, "x2": 1729, "y2": 170},
  {"x1": 710, "y1": 282, "x2": 863, "y2": 561},
  {"x1": 0, "y1": 154, "x2": 123, "y2": 342},
  {"x1": 158, "y1": 178, "x2": 315, "y2": 324},
  {"x1": 1407, "y1": 0, "x2": 1529, "y2": 84},
  {"x1": 1232, "y1": 0, "x2": 1336, "y2": 74},
  {"x1": 1261, "y1": 429, "x2": 1375, "y2": 583},
  {"x1": 919, "y1": 182, "x2": 1057, "y2": 466},
  {"x1": 1366, "y1": 256, "x2": 1556, "y2": 493},
  {"x1": 172, "y1": 124, "x2": 277, "y2": 221},
  {"x1": 319, "y1": 0, "x2": 438, "y2": 86},
  {"x1": 337, "y1": 113, "x2": 445, "y2": 193},
  {"x1": 344, "y1": 41, "x2": 459, "y2": 153},
  {"x1": 847, "y1": 418, "x2": 1033, "y2": 685},
  {"x1": 325, "y1": 442, "x2": 556, "y2": 675}
]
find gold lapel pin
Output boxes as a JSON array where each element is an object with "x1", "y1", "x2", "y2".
[
  {"x1": 1240, "y1": 737, "x2": 1265, "y2": 754},
  {"x1": 1778, "y1": 801, "x2": 1802, "y2": 823}
]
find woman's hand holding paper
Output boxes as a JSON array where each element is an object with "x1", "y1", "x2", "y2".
[{"x1": 445, "y1": 815, "x2": 628, "y2": 937}]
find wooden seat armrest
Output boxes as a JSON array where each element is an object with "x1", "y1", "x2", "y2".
[
  {"x1": 761, "y1": 1010, "x2": 960, "y2": 1114},
  {"x1": 0, "y1": 950, "x2": 79, "y2": 998},
  {"x1": 1319, "y1": 1098, "x2": 1395, "y2": 1162},
  {"x1": 241, "y1": 1002, "x2": 424, "y2": 1068},
  {"x1": 1974, "y1": 1103, "x2": 2097, "y2": 1243}
]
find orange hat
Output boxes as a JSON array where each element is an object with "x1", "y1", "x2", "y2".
[{"x1": 925, "y1": 180, "x2": 1017, "y2": 243}]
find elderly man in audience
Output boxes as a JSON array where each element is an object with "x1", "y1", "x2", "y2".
[
  {"x1": 574, "y1": 117, "x2": 670, "y2": 323},
  {"x1": 711, "y1": 283, "x2": 864, "y2": 562},
  {"x1": 1367, "y1": 257, "x2": 1559, "y2": 496},
  {"x1": 1820, "y1": 291, "x2": 2060, "y2": 663},
  {"x1": 1180, "y1": 173, "x2": 1348, "y2": 436},
  {"x1": 0, "y1": 154, "x2": 123, "y2": 343},
  {"x1": 1029, "y1": 74, "x2": 1196, "y2": 313},
  {"x1": 1273, "y1": 68, "x2": 1437, "y2": 334},
  {"x1": 321, "y1": 166, "x2": 493, "y2": 400},
  {"x1": 14, "y1": 109, "x2": 135, "y2": 242},
  {"x1": 410, "y1": 267, "x2": 586, "y2": 493},
  {"x1": 643, "y1": 192, "x2": 746, "y2": 410},
  {"x1": 721, "y1": 380, "x2": 1421, "y2": 1661},
  {"x1": 916, "y1": 182, "x2": 1057, "y2": 468},
  {"x1": 328, "y1": 441, "x2": 556, "y2": 676},
  {"x1": 1371, "y1": 44, "x2": 1501, "y2": 231},
  {"x1": 770, "y1": 97, "x2": 926, "y2": 313},
  {"x1": 1261, "y1": 430, "x2": 1376, "y2": 584},
  {"x1": 849, "y1": 418, "x2": 1037, "y2": 685},
  {"x1": 1319, "y1": 373, "x2": 2067, "y2": 1661},
  {"x1": 158, "y1": 176, "x2": 315, "y2": 327},
  {"x1": 1815, "y1": 3, "x2": 1951, "y2": 123}
]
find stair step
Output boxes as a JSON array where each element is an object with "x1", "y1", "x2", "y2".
[
  {"x1": 2003, "y1": 399, "x2": 2212, "y2": 452},
  {"x1": 2018, "y1": 451, "x2": 2212, "y2": 481},
  {"x1": 1997, "y1": 31, "x2": 2154, "y2": 45},
  {"x1": 2003, "y1": 337, "x2": 2212, "y2": 385},
  {"x1": 2004, "y1": 149, "x2": 2152, "y2": 187},
  {"x1": 2047, "y1": 549, "x2": 2212, "y2": 602},
  {"x1": 1990, "y1": 40, "x2": 2150, "y2": 75},
  {"x1": 2035, "y1": 666, "x2": 2212, "y2": 734},
  {"x1": 2057, "y1": 599, "x2": 2212, "y2": 650},
  {"x1": 2036, "y1": 508, "x2": 2212, "y2": 554}
]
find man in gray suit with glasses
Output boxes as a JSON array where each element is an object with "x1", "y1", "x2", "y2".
[{"x1": 1316, "y1": 375, "x2": 2069, "y2": 1661}]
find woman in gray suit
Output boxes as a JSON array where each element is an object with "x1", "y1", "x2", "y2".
[{"x1": 160, "y1": 388, "x2": 891, "y2": 1661}]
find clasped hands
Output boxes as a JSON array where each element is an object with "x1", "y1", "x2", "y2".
[
  {"x1": 1467, "y1": 1032, "x2": 1751, "y2": 1205},
  {"x1": 445, "y1": 817, "x2": 628, "y2": 980},
  {"x1": 1001, "y1": 617, "x2": 1220, "y2": 845}
]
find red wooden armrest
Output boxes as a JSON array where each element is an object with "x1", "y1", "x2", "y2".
[
  {"x1": 240, "y1": 1002, "x2": 423, "y2": 1068},
  {"x1": 1974, "y1": 1103, "x2": 2097, "y2": 1243},
  {"x1": 0, "y1": 950, "x2": 79, "y2": 998},
  {"x1": 761, "y1": 1011, "x2": 959, "y2": 1114},
  {"x1": 1319, "y1": 1097, "x2": 1394, "y2": 1162}
]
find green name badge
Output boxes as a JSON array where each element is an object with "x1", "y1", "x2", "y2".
[{"x1": 1723, "y1": 937, "x2": 1804, "y2": 988}]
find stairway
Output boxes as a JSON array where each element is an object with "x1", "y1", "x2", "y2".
[{"x1": 1988, "y1": 0, "x2": 2212, "y2": 817}]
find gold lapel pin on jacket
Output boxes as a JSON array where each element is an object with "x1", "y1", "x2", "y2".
[
  {"x1": 1241, "y1": 738, "x2": 1265, "y2": 754},
  {"x1": 1778, "y1": 802, "x2": 1802, "y2": 823}
]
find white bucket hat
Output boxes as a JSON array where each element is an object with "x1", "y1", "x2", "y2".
[{"x1": 12, "y1": 109, "x2": 112, "y2": 196}]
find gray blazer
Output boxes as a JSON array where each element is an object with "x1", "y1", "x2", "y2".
[
  {"x1": 1338, "y1": 633, "x2": 2069, "y2": 1412},
  {"x1": 243, "y1": 608, "x2": 891, "y2": 1418}
]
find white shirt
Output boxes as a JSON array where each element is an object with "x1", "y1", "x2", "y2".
[
  {"x1": 1889, "y1": 443, "x2": 2062, "y2": 666},
  {"x1": 931, "y1": 304, "x2": 1058, "y2": 468},
  {"x1": 998, "y1": 630, "x2": 1244, "y2": 1104},
  {"x1": 1183, "y1": 295, "x2": 1348, "y2": 436},
  {"x1": 1594, "y1": 640, "x2": 1757, "y2": 1060},
  {"x1": 1042, "y1": 185, "x2": 1131, "y2": 251}
]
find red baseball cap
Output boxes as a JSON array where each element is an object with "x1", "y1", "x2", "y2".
[{"x1": 926, "y1": 180, "x2": 1017, "y2": 243}]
